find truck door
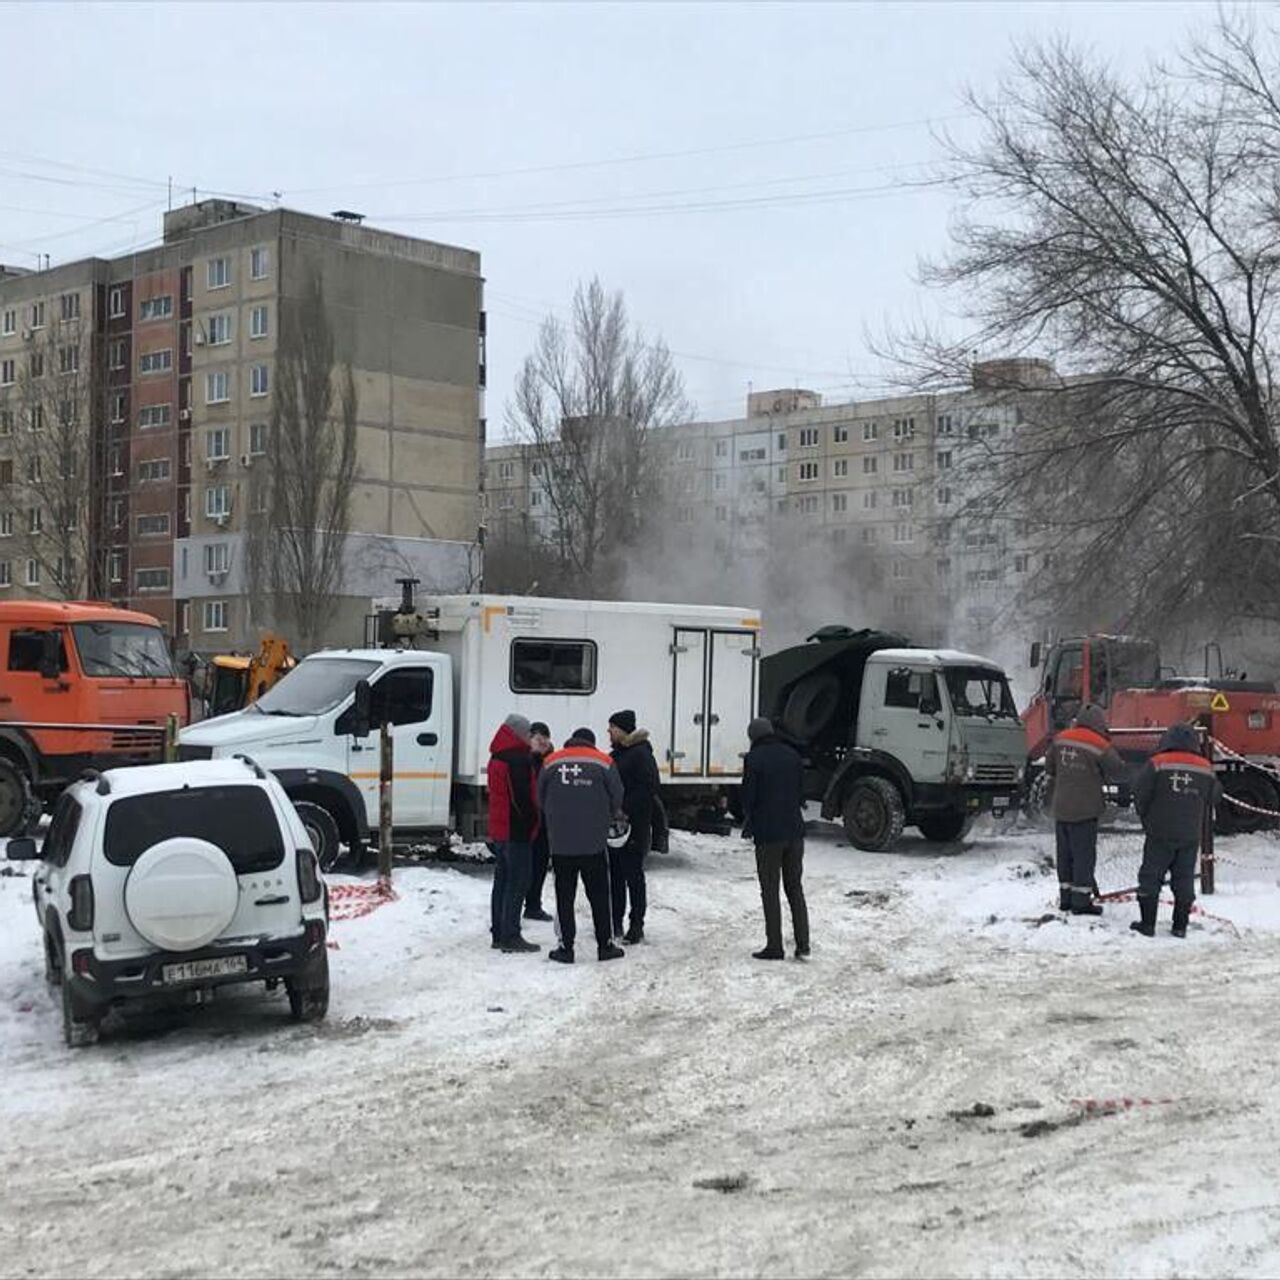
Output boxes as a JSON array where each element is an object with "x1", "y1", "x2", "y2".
[
  {"x1": 858, "y1": 663, "x2": 946, "y2": 785},
  {"x1": 356, "y1": 663, "x2": 448, "y2": 829},
  {"x1": 1048, "y1": 643, "x2": 1084, "y2": 731},
  {"x1": 707, "y1": 630, "x2": 758, "y2": 776},
  {"x1": 670, "y1": 629, "x2": 707, "y2": 776}
]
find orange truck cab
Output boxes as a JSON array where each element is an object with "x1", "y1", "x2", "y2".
[{"x1": 0, "y1": 601, "x2": 189, "y2": 835}]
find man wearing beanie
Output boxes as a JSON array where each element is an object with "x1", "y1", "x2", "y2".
[
  {"x1": 524, "y1": 722, "x2": 555, "y2": 923},
  {"x1": 742, "y1": 715, "x2": 810, "y2": 960},
  {"x1": 487, "y1": 713, "x2": 540, "y2": 954},
  {"x1": 607, "y1": 708, "x2": 661, "y2": 943}
]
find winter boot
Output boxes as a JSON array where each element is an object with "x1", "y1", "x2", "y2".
[
  {"x1": 1058, "y1": 885, "x2": 1072, "y2": 912},
  {"x1": 1171, "y1": 900, "x2": 1193, "y2": 939},
  {"x1": 795, "y1": 945, "x2": 811, "y2": 959},
  {"x1": 548, "y1": 946, "x2": 574, "y2": 964},
  {"x1": 623, "y1": 925, "x2": 644, "y2": 945},
  {"x1": 524, "y1": 907, "x2": 554, "y2": 923},
  {"x1": 1070, "y1": 890, "x2": 1103, "y2": 917},
  {"x1": 597, "y1": 943, "x2": 625, "y2": 962},
  {"x1": 500, "y1": 935, "x2": 541, "y2": 954},
  {"x1": 1129, "y1": 896, "x2": 1158, "y2": 938},
  {"x1": 753, "y1": 947, "x2": 785, "y2": 961}
]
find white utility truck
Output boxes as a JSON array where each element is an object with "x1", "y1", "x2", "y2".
[{"x1": 178, "y1": 594, "x2": 762, "y2": 867}]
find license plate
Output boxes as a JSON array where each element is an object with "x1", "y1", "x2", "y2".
[
  {"x1": 992, "y1": 799, "x2": 1009, "y2": 815},
  {"x1": 162, "y1": 955, "x2": 248, "y2": 984}
]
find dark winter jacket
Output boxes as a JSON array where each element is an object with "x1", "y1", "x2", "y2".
[
  {"x1": 1046, "y1": 704, "x2": 1129, "y2": 823},
  {"x1": 531, "y1": 746, "x2": 552, "y2": 854},
  {"x1": 1133, "y1": 723, "x2": 1221, "y2": 844},
  {"x1": 487, "y1": 723, "x2": 538, "y2": 843},
  {"x1": 612, "y1": 730, "x2": 662, "y2": 824},
  {"x1": 537, "y1": 737, "x2": 623, "y2": 860},
  {"x1": 741, "y1": 734, "x2": 806, "y2": 845}
]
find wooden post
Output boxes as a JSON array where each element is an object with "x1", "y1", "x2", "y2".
[
  {"x1": 378, "y1": 719, "x2": 394, "y2": 883},
  {"x1": 163, "y1": 713, "x2": 180, "y2": 763},
  {"x1": 1200, "y1": 727, "x2": 1216, "y2": 896}
]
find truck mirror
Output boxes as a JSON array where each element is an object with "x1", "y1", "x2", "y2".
[
  {"x1": 6, "y1": 836, "x2": 38, "y2": 861},
  {"x1": 39, "y1": 631, "x2": 61, "y2": 680},
  {"x1": 919, "y1": 697, "x2": 939, "y2": 718},
  {"x1": 352, "y1": 679, "x2": 373, "y2": 739},
  {"x1": 1029, "y1": 641, "x2": 1041, "y2": 670}
]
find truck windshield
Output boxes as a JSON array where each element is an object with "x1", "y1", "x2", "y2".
[
  {"x1": 944, "y1": 667, "x2": 1019, "y2": 719},
  {"x1": 254, "y1": 658, "x2": 377, "y2": 717},
  {"x1": 72, "y1": 622, "x2": 176, "y2": 679}
]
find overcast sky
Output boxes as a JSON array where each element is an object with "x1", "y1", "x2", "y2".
[{"x1": 2, "y1": 1, "x2": 1215, "y2": 431}]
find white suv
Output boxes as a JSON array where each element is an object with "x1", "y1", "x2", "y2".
[{"x1": 8, "y1": 757, "x2": 330, "y2": 1047}]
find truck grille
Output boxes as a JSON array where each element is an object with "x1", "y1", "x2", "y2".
[{"x1": 975, "y1": 763, "x2": 1019, "y2": 785}]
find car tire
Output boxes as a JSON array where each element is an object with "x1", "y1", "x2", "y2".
[
  {"x1": 781, "y1": 672, "x2": 843, "y2": 742},
  {"x1": 0, "y1": 757, "x2": 35, "y2": 839},
  {"x1": 43, "y1": 929, "x2": 62, "y2": 988},
  {"x1": 294, "y1": 801, "x2": 342, "y2": 873},
  {"x1": 917, "y1": 810, "x2": 972, "y2": 843},
  {"x1": 842, "y1": 776, "x2": 906, "y2": 852},
  {"x1": 286, "y1": 948, "x2": 330, "y2": 1023},
  {"x1": 61, "y1": 979, "x2": 99, "y2": 1049}
]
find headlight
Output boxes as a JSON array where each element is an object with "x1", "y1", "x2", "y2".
[
  {"x1": 1016, "y1": 766, "x2": 1025, "y2": 783},
  {"x1": 965, "y1": 764, "x2": 976, "y2": 781}
]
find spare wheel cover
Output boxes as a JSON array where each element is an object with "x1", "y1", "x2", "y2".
[{"x1": 124, "y1": 838, "x2": 240, "y2": 952}]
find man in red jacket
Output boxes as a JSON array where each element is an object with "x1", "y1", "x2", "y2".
[{"x1": 488, "y1": 714, "x2": 540, "y2": 953}]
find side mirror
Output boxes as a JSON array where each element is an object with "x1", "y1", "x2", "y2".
[
  {"x1": 6, "y1": 836, "x2": 39, "y2": 861},
  {"x1": 1029, "y1": 641, "x2": 1041, "y2": 670},
  {"x1": 919, "y1": 698, "x2": 939, "y2": 718},
  {"x1": 351, "y1": 679, "x2": 373, "y2": 739},
  {"x1": 39, "y1": 631, "x2": 61, "y2": 680}
]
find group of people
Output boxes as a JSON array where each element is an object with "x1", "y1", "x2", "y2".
[
  {"x1": 1047, "y1": 703, "x2": 1220, "y2": 937},
  {"x1": 485, "y1": 709, "x2": 812, "y2": 964}
]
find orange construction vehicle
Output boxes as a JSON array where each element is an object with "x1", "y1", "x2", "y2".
[
  {"x1": 0, "y1": 601, "x2": 190, "y2": 835},
  {"x1": 1024, "y1": 633, "x2": 1280, "y2": 831},
  {"x1": 202, "y1": 632, "x2": 295, "y2": 718}
]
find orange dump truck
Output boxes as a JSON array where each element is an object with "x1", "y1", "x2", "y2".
[{"x1": 0, "y1": 601, "x2": 189, "y2": 835}]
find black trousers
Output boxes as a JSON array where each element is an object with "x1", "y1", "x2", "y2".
[
  {"x1": 1055, "y1": 819, "x2": 1098, "y2": 899},
  {"x1": 1138, "y1": 836, "x2": 1198, "y2": 904},
  {"x1": 756, "y1": 838, "x2": 810, "y2": 952},
  {"x1": 554, "y1": 852, "x2": 613, "y2": 953},
  {"x1": 609, "y1": 816, "x2": 650, "y2": 935},
  {"x1": 525, "y1": 831, "x2": 550, "y2": 912}
]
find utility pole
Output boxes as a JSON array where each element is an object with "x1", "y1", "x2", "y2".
[{"x1": 377, "y1": 719, "x2": 394, "y2": 883}]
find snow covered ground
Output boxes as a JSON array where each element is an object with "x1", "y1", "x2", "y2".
[{"x1": 4, "y1": 819, "x2": 1280, "y2": 1278}]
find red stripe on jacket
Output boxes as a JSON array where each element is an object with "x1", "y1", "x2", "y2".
[{"x1": 1056, "y1": 726, "x2": 1110, "y2": 752}]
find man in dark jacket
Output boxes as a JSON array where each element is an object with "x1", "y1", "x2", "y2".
[
  {"x1": 742, "y1": 716, "x2": 810, "y2": 960},
  {"x1": 1046, "y1": 703, "x2": 1129, "y2": 916},
  {"x1": 538, "y1": 727, "x2": 626, "y2": 964},
  {"x1": 523, "y1": 722, "x2": 555, "y2": 923},
  {"x1": 607, "y1": 709, "x2": 661, "y2": 944},
  {"x1": 487, "y1": 714, "x2": 540, "y2": 954},
  {"x1": 1131, "y1": 723, "x2": 1221, "y2": 938}
]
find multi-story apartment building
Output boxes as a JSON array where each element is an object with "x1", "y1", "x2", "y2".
[{"x1": 0, "y1": 200, "x2": 485, "y2": 652}]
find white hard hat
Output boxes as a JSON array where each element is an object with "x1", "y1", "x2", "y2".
[{"x1": 606, "y1": 818, "x2": 631, "y2": 850}]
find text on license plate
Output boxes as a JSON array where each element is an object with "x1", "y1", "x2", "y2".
[{"x1": 162, "y1": 955, "x2": 248, "y2": 984}]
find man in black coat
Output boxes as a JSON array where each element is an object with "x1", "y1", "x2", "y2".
[
  {"x1": 607, "y1": 709, "x2": 661, "y2": 944},
  {"x1": 742, "y1": 716, "x2": 810, "y2": 960},
  {"x1": 523, "y1": 722, "x2": 555, "y2": 923}
]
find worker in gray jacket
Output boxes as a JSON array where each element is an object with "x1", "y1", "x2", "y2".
[
  {"x1": 1045, "y1": 703, "x2": 1129, "y2": 915},
  {"x1": 1131, "y1": 723, "x2": 1221, "y2": 938},
  {"x1": 537, "y1": 728, "x2": 626, "y2": 964}
]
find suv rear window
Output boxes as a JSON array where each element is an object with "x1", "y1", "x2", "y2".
[{"x1": 103, "y1": 785, "x2": 285, "y2": 873}]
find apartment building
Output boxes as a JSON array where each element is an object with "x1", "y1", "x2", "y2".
[{"x1": 0, "y1": 200, "x2": 485, "y2": 651}]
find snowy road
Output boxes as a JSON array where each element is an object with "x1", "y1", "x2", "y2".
[{"x1": 4, "y1": 823, "x2": 1280, "y2": 1278}]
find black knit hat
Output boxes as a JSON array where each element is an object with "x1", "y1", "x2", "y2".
[
  {"x1": 529, "y1": 721, "x2": 551, "y2": 738},
  {"x1": 609, "y1": 709, "x2": 636, "y2": 735},
  {"x1": 570, "y1": 726, "x2": 596, "y2": 746}
]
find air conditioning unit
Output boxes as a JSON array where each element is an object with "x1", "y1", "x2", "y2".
[
  {"x1": 205, "y1": 455, "x2": 227, "y2": 472},
  {"x1": 213, "y1": 513, "x2": 229, "y2": 527},
  {"x1": 207, "y1": 569, "x2": 227, "y2": 584},
  {"x1": 21, "y1": 329, "x2": 31, "y2": 342},
  {"x1": 193, "y1": 331, "x2": 205, "y2": 346},
  {"x1": 240, "y1": 453, "x2": 253, "y2": 468},
  {"x1": 178, "y1": 408, "x2": 191, "y2": 422}
]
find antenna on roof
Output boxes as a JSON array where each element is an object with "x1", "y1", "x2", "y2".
[{"x1": 331, "y1": 210, "x2": 365, "y2": 225}]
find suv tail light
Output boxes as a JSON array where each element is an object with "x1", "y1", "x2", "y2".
[
  {"x1": 296, "y1": 848, "x2": 321, "y2": 903},
  {"x1": 67, "y1": 875, "x2": 94, "y2": 932}
]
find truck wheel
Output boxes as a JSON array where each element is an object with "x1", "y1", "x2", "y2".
[
  {"x1": 286, "y1": 949, "x2": 330, "y2": 1023},
  {"x1": 0, "y1": 758, "x2": 34, "y2": 839},
  {"x1": 1022, "y1": 770, "x2": 1052, "y2": 829},
  {"x1": 1217, "y1": 772, "x2": 1279, "y2": 835},
  {"x1": 842, "y1": 777, "x2": 906, "y2": 851},
  {"x1": 781, "y1": 672, "x2": 842, "y2": 741},
  {"x1": 917, "y1": 810, "x2": 972, "y2": 843},
  {"x1": 294, "y1": 801, "x2": 343, "y2": 873}
]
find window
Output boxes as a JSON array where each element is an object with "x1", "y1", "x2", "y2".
[
  {"x1": 529, "y1": 491, "x2": 543, "y2": 508},
  {"x1": 937, "y1": 487, "x2": 952, "y2": 505},
  {"x1": 138, "y1": 404, "x2": 171, "y2": 430},
  {"x1": 497, "y1": 460, "x2": 514, "y2": 481},
  {"x1": 0, "y1": 359, "x2": 13, "y2": 386},
  {"x1": 0, "y1": 461, "x2": 10, "y2": 487},
  {"x1": 832, "y1": 459, "x2": 849, "y2": 478},
  {"x1": 139, "y1": 295, "x2": 173, "y2": 321},
  {"x1": 202, "y1": 543, "x2": 230, "y2": 575},
  {"x1": 832, "y1": 492, "x2": 848, "y2": 514},
  {"x1": 714, "y1": 440, "x2": 728, "y2": 458},
  {"x1": 207, "y1": 257, "x2": 231, "y2": 289},
  {"x1": 862, "y1": 421, "x2": 878, "y2": 442},
  {"x1": 798, "y1": 461, "x2": 819, "y2": 482},
  {"x1": 24, "y1": 559, "x2": 38, "y2": 586},
  {"x1": 203, "y1": 599, "x2": 228, "y2": 632},
  {"x1": 510, "y1": 638, "x2": 598, "y2": 694},
  {"x1": 250, "y1": 305, "x2": 269, "y2": 339},
  {"x1": 29, "y1": 301, "x2": 45, "y2": 329},
  {"x1": 863, "y1": 490, "x2": 877, "y2": 510},
  {"x1": 205, "y1": 485, "x2": 230, "y2": 518},
  {"x1": 249, "y1": 421, "x2": 268, "y2": 456},
  {"x1": 936, "y1": 558, "x2": 952, "y2": 577},
  {"x1": 833, "y1": 424, "x2": 849, "y2": 443},
  {"x1": 893, "y1": 452, "x2": 915, "y2": 473},
  {"x1": 109, "y1": 287, "x2": 125, "y2": 319},
  {"x1": 207, "y1": 313, "x2": 232, "y2": 346},
  {"x1": 26, "y1": 457, "x2": 40, "y2": 483},
  {"x1": 140, "y1": 348, "x2": 173, "y2": 375},
  {"x1": 937, "y1": 413, "x2": 954, "y2": 436},
  {"x1": 29, "y1": 351, "x2": 44, "y2": 378},
  {"x1": 250, "y1": 365, "x2": 269, "y2": 397},
  {"x1": 206, "y1": 371, "x2": 230, "y2": 403},
  {"x1": 893, "y1": 417, "x2": 916, "y2": 440},
  {"x1": 28, "y1": 508, "x2": 42, "y2": 534},
  {"x1": 109, "y1": 499, "x2": 124, "y2": 531},
  {"x1": 9, "y1": 627, "x2": 66, "y2": 672},
  {"x1": 136, "y1": 567, "x2": 170, "y2": 593},
  {"x1": 777, "y1": 432, "x2": 787, "y2": 452},
  {"x1": 893, "y1": 560, "x2": 911, "y2": 581},
  {"x1": 937, "y1": 450, "x2": 953, "y2": 471},
  {"x1": 776, "y1": 466, "x2": 786, "y2": 483},
  {"x1": 59, "y1": 293, "x2": 80, "y2": 323},
  {"x1": 57, "y1": 399, "x2": 74, "y2": 428},
  {"x1": 106, "y1": 338, "x2": 126, "y2": 371},
  {"x1": 0, "y1": 410, "x2": 10, "y2": 437},
  {"x1": 0, "y1": 560, "x2": 9, "y2": 588},
  {"x1": 713, "y1": 472, "x2": 727, "y2": 492},
  {"x1": 967, "y1": 422, "x2": 1000, "y2": 440},
  {"x1": 862, "y1": 456, "x2": 878, "y2": 475},
  {"x1": 206, "y1": 427, "x2": 230, "y2": 461},
  {"x1": 1014, "y1": 553, "x2": 1030, "y2": 573},
  {"x1": 138, "y1": 459, "x2": 171, "y2": 483},
  {"x1": 29, "y1": 404, "x2": 43, "y2": 433},
  {"x1": 250, "y1": 246, "x2": 270, "y2": 280},
  {"x1": 137, "y1": 514, "x2": 170, "y2": 537},
  {"x1": 861, "y1": 526, "x2": 878, "y2": 544},
  {"x1": 893, "y1": 488, "x2": 914, "y2": 508},
  {"x1": 1, "y1": 309, "x2": 13, "y2": 336},
  {"x1": 0, "y1": 512, "x2": 9, "y2": 539},
  {"x1": 893, "y1": 522, "x2": 913, "y2": 544},
  {"x1": 676, "y1": 441, "x2": 695, "y2": 462},
  {"x1": 795, "y1": 495, "x2": 819, "y2": 515},
  {"x1": 179, "y1": 601, "x2": 190, "y2": 636},
  {"x1": 369, "y1": 667, "x2": 435, "y2": 726},
  {"x1": 885, "y1": 667, "x2": 939, "y2": 711},
  {"x1": 109, "y1": 393, "x2": 126, "y2": 424},
  {"x1": 799, "y1": 427, "x2": 820, "y2": 448},
  {"x1": 739, "y1": 447, "x2": 766, "y2": 462},
  {"x1": 58, "y1": 345, "x2": 78, "y2": 374},
  {"x1": 714, "y1": 505, "x2": 728, "y2": 523}
]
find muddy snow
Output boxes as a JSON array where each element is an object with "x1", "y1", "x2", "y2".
[{"x1": 4, "y1": 821, "x2": 1280, "y2": 1278}]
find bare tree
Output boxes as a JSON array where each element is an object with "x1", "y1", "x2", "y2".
[
  {"x1": 246, "y1": 274, "x2": 358, "y2": 651},
  {"x1": 506, "y1": 278, "x2": 690, "y2": 596},
  {"x1": 898, "y1": 17, "x2": 1280, "y2": 639}
]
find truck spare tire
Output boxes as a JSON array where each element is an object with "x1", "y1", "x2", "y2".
[
  {"x1": 781, "y1": 671, "x2": 843, "y2": 741},
  {"x1": 124, "y1": 837, "x2": 239, "y2": 952}
]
